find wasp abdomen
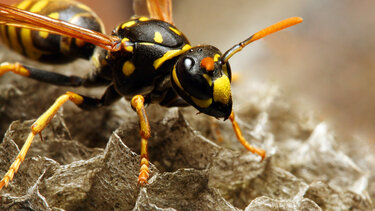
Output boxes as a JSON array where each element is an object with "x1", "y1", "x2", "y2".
[{"x1": 0, "y1": 0, "x2": 104, "y2": 63}]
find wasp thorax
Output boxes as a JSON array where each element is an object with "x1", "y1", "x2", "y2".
[{"x1": 172, "y1": 46, "x2": 233, "y2": 119}]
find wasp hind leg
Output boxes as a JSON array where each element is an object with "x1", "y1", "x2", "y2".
[
  {"x1": 0, "y1": 62, "x2": 110, "y2": 87},
  {"x1": 229, "y1": 112, "x2": 266, "y2": 160},
  {"x1": 0, "y1": 85, "x2": 121, "y2": 190}
]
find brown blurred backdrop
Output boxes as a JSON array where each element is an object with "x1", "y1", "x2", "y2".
[{"x1": 2, "y1": 0, "x2": 375, "y2": 141}]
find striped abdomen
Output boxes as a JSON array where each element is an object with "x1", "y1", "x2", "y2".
[{"x1": 0, "y1": 0, "x2": 105, "y2": 63}]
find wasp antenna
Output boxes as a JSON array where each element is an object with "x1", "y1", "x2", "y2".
[{"x1": 221, "y1": 17, "x2": 303, "y2": 63}]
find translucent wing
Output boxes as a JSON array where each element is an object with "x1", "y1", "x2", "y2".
[
  {"x1": 133, "y1": 0, "x2": 173, "y2": 24},
  {"x1": 0, "y1": 3, "x2": 120, "y2": 51}
]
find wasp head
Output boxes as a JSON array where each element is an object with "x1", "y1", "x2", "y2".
[{"x1": 171, "y1": 46, "x2": 232, "y2": 119}]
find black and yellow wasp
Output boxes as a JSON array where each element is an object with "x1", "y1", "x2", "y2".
[{"x1": 0, "y1": 0, "x2": 302, "y2": 188}]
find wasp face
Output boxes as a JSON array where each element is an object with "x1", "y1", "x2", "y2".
[{"x1": 171, "y1": 46, "x2": 233, "y2": 119}]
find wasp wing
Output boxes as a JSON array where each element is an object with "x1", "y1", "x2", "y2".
[
  {"x1": 133, "y1": 0, "x2": 173, "y2": 24},
  {"x1": 0, "y1": 3, "x2": 120, "y2": 51}
]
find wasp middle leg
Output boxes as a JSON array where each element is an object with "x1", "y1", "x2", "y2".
[{"x1": 131, "y1": 95, "x2": 151, "y2": 186}]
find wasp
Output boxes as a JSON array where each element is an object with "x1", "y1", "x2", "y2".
[{"x1": 0, "y1": 0, "x2": 302, "y2": 188}]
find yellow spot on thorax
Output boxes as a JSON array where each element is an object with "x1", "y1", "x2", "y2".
[
  {"x1": 213, "y1": 75, "x2": 231, "y2": 104},
  {"x1": 122, "y1": 61, "x2": 135, "y2": 76},
  {"x1": 154, "y1": 32, "x2": 163, "y2": 43},
  {"x1": 125, "y1": 45, "x2": 133, "y2": 52},
  {"x1": 121, "y1": 38, "x2": 133, "y2": 52},
  {"x1": 122, "y1": 20, "x2": 136, "y2": 29}
]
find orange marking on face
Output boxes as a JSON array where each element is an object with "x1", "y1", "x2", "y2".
[{"x1": 200, "y1": 57, "x2": 215, "y2": 72}]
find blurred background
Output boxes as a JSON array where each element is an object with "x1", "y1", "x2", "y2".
[{"x1": 2, "y1": 0, "x2": 375, "y2": 142}]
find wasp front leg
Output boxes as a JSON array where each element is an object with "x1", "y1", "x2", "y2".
[
  {"x1": 229, "y1": 111, "x2": 266, "y2": 160},
  {"x1": 0, "y1": 86, "x2": 121, "y2": 190},
  {"x1": 131, "y1": 95, "x2": 151, "y2": 186}
]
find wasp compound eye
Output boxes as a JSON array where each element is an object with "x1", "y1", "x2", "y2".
[{"x1": 174, "y1": 56, "x2": 212, "y2": 100}]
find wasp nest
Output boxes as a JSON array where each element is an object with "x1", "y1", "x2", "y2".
[{"x1": 0, "y1": 50, "x2": 374, "y2": 210}]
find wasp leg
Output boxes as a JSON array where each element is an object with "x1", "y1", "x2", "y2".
[
  {"x1": 131, "y1": 95, "x2": 151, "y2": 186},
  {"x1": 229, "y1": 112, "x2": 266, "y2": 160},
  {"x1": 0, "y1": 87, "x2": 120, "y2": 191},
  {"x1": 0, "y1": 62, "x2": 110, "y2": 87}
]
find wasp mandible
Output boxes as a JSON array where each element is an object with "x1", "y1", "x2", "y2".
[{"x1": 0, "y1": 0, "x2": 302, "y2": 188}]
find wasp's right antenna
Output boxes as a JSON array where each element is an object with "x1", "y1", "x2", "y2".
[{"x1": 221, "y1": 17, "x2": 303, "y2": 63}]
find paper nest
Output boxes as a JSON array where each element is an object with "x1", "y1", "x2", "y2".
[{"x1": 0, "y1": 60, "x2": 374, "y2": 210}]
